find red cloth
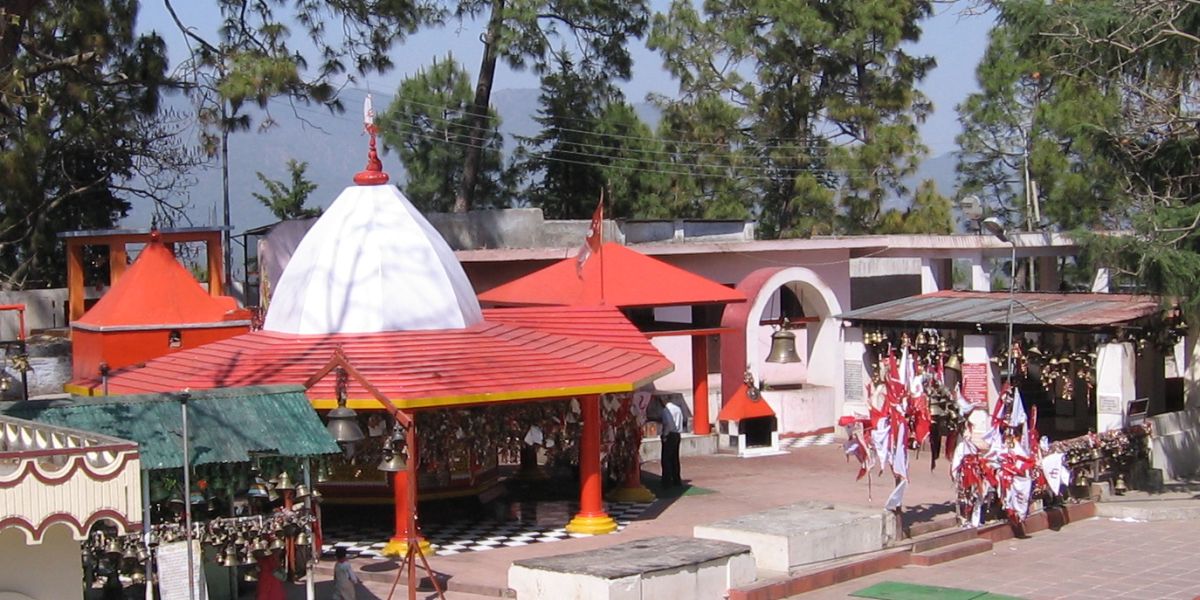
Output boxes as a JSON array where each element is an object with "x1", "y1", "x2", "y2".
[{"x1": 255, "y1": 553, "x2": 286, "y2": 600}]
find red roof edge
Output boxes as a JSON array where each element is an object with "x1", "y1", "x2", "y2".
[{"x1": 717, "y1": 383, "x2": 776, "y2": 421}]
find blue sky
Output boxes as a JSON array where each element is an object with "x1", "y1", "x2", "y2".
[{"x1": 138, "y1": 1, "x2": 994, "y2": 157}]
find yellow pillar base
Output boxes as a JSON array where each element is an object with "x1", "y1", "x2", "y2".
[
  {"x1": 564, "y1": 514, "x2": 618, "y2": 535},
  {"x1": 381, "y1": 537, "x2": 434, "y2": 558},
  {"x1": 606, "y1": 484, "x2": 656, "y2": 504}
]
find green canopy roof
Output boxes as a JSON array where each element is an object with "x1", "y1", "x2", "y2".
[{"x1": 0, "y1": 385, "x2": 339, "y2": 470}]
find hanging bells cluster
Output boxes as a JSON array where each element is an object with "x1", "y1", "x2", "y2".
[{"x1": 81, "y1": 530, "x2": 151, "y2": 586}]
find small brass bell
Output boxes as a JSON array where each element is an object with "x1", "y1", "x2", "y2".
[
  {"x1": 377, "y1": 448, "x2": 407, "y2": 472},
  {"x1": 270, "y1": 537, "x2": 286, "y2": 552},
  {"x1": 130, "y1": 567, "x2": 147, "y2": 585},
  {"x1": 295, "y1": 530, "x2": 311, "y2": 546},
  {"x1": 945, "y1": 354, "x2": 962, "y2": 371},
  {"x1": 293, "y1": 484, "x2": 310, "y2": 500},
  {"x1": 136, "y1": 547, "x2": 150, "y2": 564},
  {"x1": 1114, "y1": 474, "x2": 1128, "y2": 495},
  {"x1": 252, "y1": 538, "x2": 271, "y2": 557},
  {"x1": 223, "y1": 545, "x2": 239, "y2": 567},
  {"x1": 765, "y1": 328, "x2": 802, "y2": 364},
  {"x1": 105, "y1": 537, "x2": 123, "y2": 559},
  {"x1": 248, "y1": 479, "x2": 270, "y2": 498},
  {"x1": 274, "y1": 471, "x2": 295, "y2": 492},
  {"x1": 122, "y1": 544, "x2": 138, "y2": 562}
]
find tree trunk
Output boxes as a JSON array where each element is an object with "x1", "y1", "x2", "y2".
[{"x1": 455, "y1": 0, "x2": 505, "y2": 213}]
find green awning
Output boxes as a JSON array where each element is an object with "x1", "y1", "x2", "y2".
[{"x1": 0, "y1": 385, "x2": 339, "y2": 470}]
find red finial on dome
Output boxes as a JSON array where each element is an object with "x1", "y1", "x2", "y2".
[{"x1": 354, "y1": 94, "x2": 390, "y2": 186}]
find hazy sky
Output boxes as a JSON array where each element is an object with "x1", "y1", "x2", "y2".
[{"x1": 139, "y1": 1, "x2": 994, "y2": 157}]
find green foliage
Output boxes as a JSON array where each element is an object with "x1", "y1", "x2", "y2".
[
  {"x1": 0, "y1": 0, "x2": 197, "y2": 288},
  {"x1": 876, "y1": 180, "x2": 954, "y2": 234},
  {"x1": 450, "y1": 0, "x2": 651, "y2": 210},
  {"x1": 513, "y1": 53, "x2": 672, "y2": 219},
  {"x1": 648, "y1": 0, "x2": 936, "y2": 238},
  {"x1": 378, "y1": 55, "x2": 509, "y2": 212},
  {"x1": 970, "y1": 0, "x2": 1200, "y2": 318},
  {"x1": 252, "y1": 160, "x2": 321, "y2": 220}
]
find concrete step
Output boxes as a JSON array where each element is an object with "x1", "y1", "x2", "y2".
[
  {"x1": 908, "y1": 526, "x2": 979, "y2": 554},
  {"x1": 905, "y1": 513, "x2": 958, "y2": 538},
  {"x1": 910, "y1": 538, "x2": 992, "y2": 567}
]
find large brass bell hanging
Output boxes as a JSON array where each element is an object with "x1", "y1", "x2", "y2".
[
  {"x1": 765, "y1": 328, "x2": 802, "y2": 364},
  {"x1": 274, "y1": 471, "x2": 295, "y2": 492},
  {"x1": 295, "y1": 530, "x2": 311, "y2": 546},
  {"x1": 222, "y1": 545, "x2": 240, "y2": 567},
  {"x1": 945, "y1": 354, "x2": 962, "y2": 371}
]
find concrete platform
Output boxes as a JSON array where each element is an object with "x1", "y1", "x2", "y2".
[
  {"x1": 692, "y1": 501, "x2": 887, "y2": 572},
  {"x1": 508, "y1": 536, "x2": 755, "y2": 600}
]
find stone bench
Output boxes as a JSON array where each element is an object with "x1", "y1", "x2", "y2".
[
  {"x1": 693, "y1": 501, "x2": 891, "y2": 572},
  {"x1": 508, "y1": 536, "x2": 755, "y2": 600}
]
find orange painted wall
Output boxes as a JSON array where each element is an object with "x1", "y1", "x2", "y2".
[{"x1": 72, "y1": 325, "x2": 249, "y2": 381}]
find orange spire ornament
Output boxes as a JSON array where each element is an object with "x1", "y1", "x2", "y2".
[{"x1": 354, "y1": 94, "x2": 390, "y2": 186}]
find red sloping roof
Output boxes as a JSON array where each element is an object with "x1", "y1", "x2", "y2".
[
  {"x1": 482, "y1": 306, "x2": 659, "y2": 356},
  {"x1": 75, "y1": 236, "x2": 241, "y2": 328},
  {"x1": 71, "y1": 309, "x2": 674, "y2": 409},
  {"x1": 717, "y1": 383, "x2": 776, "y2": 421},
  {"x1": 477, "y1": 242, "x2": 746, "y2": 308}
]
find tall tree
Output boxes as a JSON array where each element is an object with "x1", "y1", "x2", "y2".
[
  {"x1": 452, "y1": 0, "x2": 650, "y2": 212},
  {"x1": 253, "y1": 159, "x2": 321, "y2": 220},
  {"x1": 1026, "y1": 0, "x2": 1200, "y2": 310},
  {"x1": 649, "y1": 0, "x2": 936, "y2": 238},
  {"x1": 0, "y1": 0, "x2": 197, "y2": 288},
  {"x1": 956, "y1": 9, "x2": 1122, "y2": 234},
  {"x1": 378, "y1": 55, "x2": 508, "y2": 213}
]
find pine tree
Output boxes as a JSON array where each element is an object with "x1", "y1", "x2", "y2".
[
  {"x1": 378, "y1": 55, "x2": 507, "y2": 213},
  {"x1": 253, "y1": 160, "x2": 321, "y2": 220}
]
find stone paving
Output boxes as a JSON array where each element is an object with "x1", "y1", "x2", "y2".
[{"x1": 793, "y1": 517, "x2": 1200, "y2": 600}]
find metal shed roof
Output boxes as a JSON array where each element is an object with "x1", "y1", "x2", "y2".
[
  {"x1": 837, "y1": 290, "x2": 1164, "y2": 331},
  {"x1": 0, "y1": 385, "x2": 338, "y2": 470}
]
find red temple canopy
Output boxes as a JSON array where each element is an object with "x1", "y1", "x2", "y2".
[
  {"x1": 478, "y1": 242, "x2": 745, "y2": 309},
  {"x1": 74, "y1": 234, "x2": 242, "y2": 329},
  {"x1": 68, "y1": 306, "x2": 673, "y2": 410}
]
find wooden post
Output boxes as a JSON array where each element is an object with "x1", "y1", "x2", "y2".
[
  {"x1": 566, "y1": 395, "x2": 617, "y2": 534},
  {"x1": 67, "y1": 240, "x2": 86, "y2": 322},
  {"x1": 206, "y1": 232, "x2": 224, "y2": 297}
]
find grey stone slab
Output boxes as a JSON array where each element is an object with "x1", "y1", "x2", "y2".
[
  {"x1": 700, "y1": 501, "x2": 874, "y2": 534},
  {"x1": 511, "y1": 536, "x2": 751, "y2": 579}
]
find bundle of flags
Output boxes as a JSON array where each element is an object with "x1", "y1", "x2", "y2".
[
  {"x1": 841, "y1": 348, "x2": 935, "y2": 510},
  {"x1": 843, "y1": 347, "x2": 1069, "y2": 527},
  {"x1": 950, "y1": 382, "x2": 1067, "y2": 526}
]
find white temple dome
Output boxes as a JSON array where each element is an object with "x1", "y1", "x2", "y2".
[{"x1": 262, "y1": 184, "x2": 483, "y2": 334}]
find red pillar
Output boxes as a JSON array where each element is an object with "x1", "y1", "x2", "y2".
[
  {"x1": 382, "y1": 414, "x2": 430, "y2": 557},
  {"x1": 692, "y1": 334, "x2": 711, "y2": 435},
  {"x1": 566, "y1": 394, "x2": 617, "y2": 534}
]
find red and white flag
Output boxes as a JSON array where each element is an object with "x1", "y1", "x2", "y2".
[{"x1": 576, "y1": 195, "x2": 604, "y2": 278}]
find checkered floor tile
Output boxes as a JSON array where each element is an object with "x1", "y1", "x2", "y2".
[
  {"x1": 779, "y1": 433, "x2": 838, "y2": 449},
  {"x1": 320, "y1": 501, "x2": 652, "y2": 559}
]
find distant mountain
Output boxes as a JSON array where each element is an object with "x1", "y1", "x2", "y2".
[{"x1": 123, "y1": 87, "x2": 956, "y2": 237}]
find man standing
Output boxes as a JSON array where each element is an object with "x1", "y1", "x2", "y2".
[{"x1": 658, "y1": 396, "x2": 684, "y2": 487}]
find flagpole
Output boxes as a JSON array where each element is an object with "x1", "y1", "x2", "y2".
[{"x1": 598, "y1": 190, "x2": 605, "y2": 305}]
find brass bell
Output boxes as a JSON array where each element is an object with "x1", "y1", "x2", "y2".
[
  {"x1": 945, "y1": 354, "x2": 962, "y2": 371},
  {"x1": 270, "y1": 537, "x2": 286, "y2": 552},
  {"x1": 122, "y1": 544, "x2": 138, "y2": 562},
  {"x1": 248, "y1": 478, "x2": 270, "y2": 498},
  {"x1": 377, "y1": 448, "x2": 407, "y2": 472},
  {"x1": 222, "y1": 545, "x2": 239, "y2": 567},
  {"x1": 274, "y1": 471, "x2": 295, "y2": 492},
  {"x1": 295, "y1": 530, "x2": 311, "y2": 546},
  {"x1": 308, "y1": 487, "x2": 323, "y2": 502},
  {"x1": 105, "y1": 537, "x2": 124, "y2": 559},
  {"x1": 1114, "y1": 474, "x2": 1128, "y2": 495},
  {"x1": 293, "y1": 484, "x2": 310, "y2": 500},
  {"x1": 765, "y1": 328, "x2": 802, "y2": 364},
  {"x1": 252, "y1": 538, "x2": 271, "y2": 557},
  {"x1": 136, "y1": 546, "x2": 150, "y2": 564},
  {"x1": 130, "y1": 567, "x2": 147, "y2": 585}
]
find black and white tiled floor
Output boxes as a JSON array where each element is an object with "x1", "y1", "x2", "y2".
[
  {"x1": 779, "y1": 433, "x2": 838, "y2": 449},
  {"x1": 321, "y1": 501, "x2": 652, "y2": 559}
]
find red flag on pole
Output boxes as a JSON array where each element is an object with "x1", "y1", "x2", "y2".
[{"x1": 576, "y1": 194, "x2": 604, "y2": 278}]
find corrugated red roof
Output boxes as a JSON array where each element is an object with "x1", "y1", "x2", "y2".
[
  {"x1": 70, "y1": 306, "x2": 673, "y2": 409},
  {"x1": 74, "y1": 234, "x2": 243, "y2": 328},
  {"x1": 837, "y1": 290, "x2": 1164, "y2": 329},
  {"x1": 477, "y1": 242, "x2": 745, "y2": 308}
]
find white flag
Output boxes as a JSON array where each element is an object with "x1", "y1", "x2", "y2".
[{"x1": 363, "y1": 94, "x2": 376, "y2": 128}]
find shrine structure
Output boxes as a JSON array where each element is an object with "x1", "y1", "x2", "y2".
[
  {"x1": 67, "y1": 110, "x2": 674, "y2": 555},
  {"x1": 68, "y1": 232, "x2": 250, "y2": 382}
]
